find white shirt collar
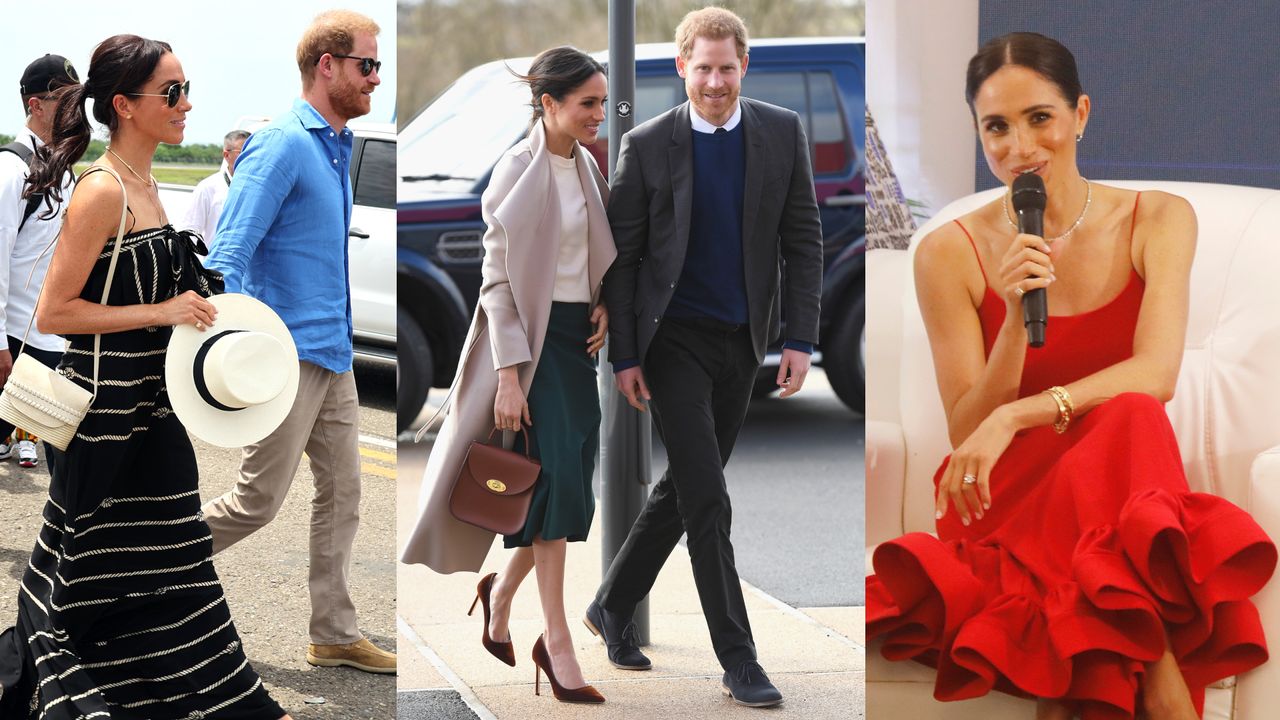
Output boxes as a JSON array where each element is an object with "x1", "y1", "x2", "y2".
[
  {"x1": 15, "y1": 124, "x2": 42, "y2": 150},
  {"x1": 689, "y1": 101, "x2": 742, "y2": 134}
]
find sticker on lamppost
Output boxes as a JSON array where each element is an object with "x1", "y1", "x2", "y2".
[{"x1": 616, "y1": 101, "x2": 632, "y2": 118}]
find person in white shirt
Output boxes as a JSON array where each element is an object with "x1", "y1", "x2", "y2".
[
  {"x1": 0, "y1": 54, "x2": 79, "y2": 471},
  {"x1": 180, "y1": 129, "x2": 248, "y2": 247}
]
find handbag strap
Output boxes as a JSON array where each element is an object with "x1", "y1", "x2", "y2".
[
  {"x1": 20, "y1": 165, "x2": 131, "y2": 400},
  {"x1": 484, "y1": 426, "x2": 533, "y2": 459}
]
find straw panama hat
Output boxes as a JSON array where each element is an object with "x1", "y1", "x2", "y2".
[{"x1": 166, "y1": 293, "x2": 299, "y2": 447}]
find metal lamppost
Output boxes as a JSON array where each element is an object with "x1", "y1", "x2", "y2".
[{"x1": 599, "y1": 0, "x2": 651, "y2": 645}]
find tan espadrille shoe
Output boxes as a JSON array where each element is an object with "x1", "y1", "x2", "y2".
[{"x1": 306, "y1": 638, "x2": 396, "y2": 674}]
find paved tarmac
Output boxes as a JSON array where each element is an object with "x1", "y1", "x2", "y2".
[
  {"x1": 0, "y1": 359, "x2": 398, "y2": 719},
  {"x1": 396, "y1": 368, "x2": 865, "y2": 720},
  {"x1": 656, "y1": 371, "x2": 863, "y2": 607}
]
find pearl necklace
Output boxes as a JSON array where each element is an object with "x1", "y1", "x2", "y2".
[{"x1": 1003, "y1": 177, "x2": 1092, "y2": 243}]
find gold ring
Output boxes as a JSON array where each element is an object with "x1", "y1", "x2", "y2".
[
  {"x1": 1014, "y1": 286, "x2": 1025, "y2": 297},
  {"x1": 195, "y1": 321, "x2": 204, "y2": 329}
]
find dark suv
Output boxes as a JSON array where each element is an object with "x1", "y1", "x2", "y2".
[{"x1": 397, "y1": 38, "x2": 865, "y2": 431}]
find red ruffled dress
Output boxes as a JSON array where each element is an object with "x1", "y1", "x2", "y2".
[{"x1": 867, "y1": 204, "x2": 1278, "y2": 719}]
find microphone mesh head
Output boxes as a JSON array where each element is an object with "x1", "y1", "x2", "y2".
[{"x1": 1012, "y1": 173, "x2": 1047, "y2": 212}]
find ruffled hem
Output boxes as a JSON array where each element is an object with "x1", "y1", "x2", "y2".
[{"x1": 867, "y1": 488, "x2": 1276, "y2": 719}]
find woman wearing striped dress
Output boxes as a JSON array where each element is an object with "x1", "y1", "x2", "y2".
[{"x1": 0, "y1": 36, "x2": 287, "y2": 719}]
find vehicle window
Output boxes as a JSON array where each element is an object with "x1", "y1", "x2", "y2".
[
  {"x1": 354, "y1": 139, "x2": 395, "y2": 209},
  {"x1": 598, "y1": 76, "x2": 684, "y2": 141},
  {"x1": 634, "y1": 77, "x2": 685, "y2": 126},
  {"x1": 809, "y1": 71, "x2": 852, "y2": 175},
  {"x1": 742, "y1": 72, "x2": 808, "y2": 125},
  {"x1": 398, "y1": 63, "x2": 530, "y2": 194}
]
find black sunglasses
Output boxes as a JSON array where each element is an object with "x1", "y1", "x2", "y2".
[
  {"x1": 326, "y1": 54, "x2": 381, "y2": 77},
  {"x1": 128, "y1": 80, "x2": 190, "y2": 108}
]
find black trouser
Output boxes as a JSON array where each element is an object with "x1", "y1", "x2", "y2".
[
  {"x1": 596, "y1": 317, "x2": 759, "y2": 671},
  {"x1": 0, "y1": 334, "x2": 63, "y2": 476}
]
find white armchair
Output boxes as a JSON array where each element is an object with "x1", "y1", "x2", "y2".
[{"x1": 865, "y1": 181, "x2": 1280, "y2": 719}]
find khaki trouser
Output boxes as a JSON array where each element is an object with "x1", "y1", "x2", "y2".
[{"x1": 202, "y1": 361, "x2": 363, "y2": 644}]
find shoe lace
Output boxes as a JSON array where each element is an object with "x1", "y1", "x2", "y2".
[{"x1": 733, "y1": 661, "x2": 767, "y2": 684}]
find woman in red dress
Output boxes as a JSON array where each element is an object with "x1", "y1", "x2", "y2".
[{"x1": 866, "y1": 32, "x2": 1276, "y2": 720}]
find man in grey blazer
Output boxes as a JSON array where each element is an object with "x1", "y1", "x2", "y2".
[{"x1": 585, "y1": 7, "x2": 823, "y2": 708}]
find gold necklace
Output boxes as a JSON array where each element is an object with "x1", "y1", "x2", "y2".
[
  {"x1": 105, "y1": 146, "x2": 154, "y2": 188},
  {"x1": 105, "y1": 146, "x2": 167, "y2": 224}
]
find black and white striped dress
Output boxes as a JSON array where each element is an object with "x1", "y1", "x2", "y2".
[{"x1": 0, "y1": 223, "x2": 283, "y2": 719}]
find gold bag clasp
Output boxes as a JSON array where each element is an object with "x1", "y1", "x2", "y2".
[{"x1": 486, "y1": 479, "x2": 507, "y2": 493}]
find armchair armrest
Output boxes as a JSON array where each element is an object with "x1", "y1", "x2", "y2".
[
  {"x1": 1232, "y1": 445, "x2": 1280, "y2": 719},
  {"x1": 867, "y1": 419, "x2": 906, "y2": 549}
]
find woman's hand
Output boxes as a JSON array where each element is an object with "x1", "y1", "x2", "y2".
[
  {"x1": 936, "y1": 406, "x2": 1017, "y2": 526},
  {"x1": 997, "y1": 232, "x2": 1055, "y2": 309},
  {"x1": 157, "y1": 290, "x2": 217, "y2": 330},
  {"x1": 494, "y1": 366, "x2": 530, "y2": 432},
  {"x1": 587, "y1": 304, "x2": 609, "y2": 357}
]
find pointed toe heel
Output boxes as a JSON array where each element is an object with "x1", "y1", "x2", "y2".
[
  {"x1": 470, "y1": 572, "x2": 516, "y2": 667},
  {"x1": 531, "y1": 634, "x2": 605, "y2": 704}
]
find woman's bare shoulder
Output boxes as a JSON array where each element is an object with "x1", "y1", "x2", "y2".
[
  {"x1": 1135, "y1": 189, "x2": 1194, "y2": 221},
  {"x1": 69, "y1": 168, "x2": 125, "y2": 211},
  {"x1": 63, "y1": 168, "x2": 126, "y2": 240},
  {"x1": 1131, "y1": 189, "x2": 1196, "y2": 243},
  {"x1": 915, "y1": 205, "x2": 994, "y2": 272}
]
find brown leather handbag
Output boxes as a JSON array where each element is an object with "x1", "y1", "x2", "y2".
[{"x1": 449, "y1": 427, "x2": 542, "y2": 535}]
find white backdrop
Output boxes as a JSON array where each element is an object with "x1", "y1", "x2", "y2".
[{"x1": 866, "y1": 0, "x2": 978, "y2": 221}]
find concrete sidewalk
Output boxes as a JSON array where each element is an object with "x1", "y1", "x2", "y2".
[{"x1": 396, "y1": 461, "x2": 865, "y2": 719}]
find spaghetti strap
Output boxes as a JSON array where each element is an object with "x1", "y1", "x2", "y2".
[
  {"x1": 953, "y1": 219, "x2": 989, "y2": 286},
  {"x1": 1129, "y1": 191, "x2": 1142, "y2": 243}
]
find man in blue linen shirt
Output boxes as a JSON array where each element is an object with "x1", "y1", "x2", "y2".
[{"x1": 201, "y1": 9, "x2": 395, "y2": 674}]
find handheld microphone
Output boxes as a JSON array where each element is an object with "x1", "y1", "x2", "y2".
[{"x1": 1012, "y1": 173, "x2": 1048, "y2": 347}]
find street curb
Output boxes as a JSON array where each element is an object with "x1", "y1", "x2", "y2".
[
  {"x1": 398, "y1": 615, "x2": 499, "y2": 720},
  {"x1": 741, "y1": 579, "x2": 862, "y2": 651}
]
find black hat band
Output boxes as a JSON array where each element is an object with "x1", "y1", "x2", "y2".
[{"x1": 193, "y1": 329, "x2": 247, "y2": 412}]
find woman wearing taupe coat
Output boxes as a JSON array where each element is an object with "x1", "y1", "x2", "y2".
[{"x1": 401, "y1": 47, "x2": 616, "y2": 703}]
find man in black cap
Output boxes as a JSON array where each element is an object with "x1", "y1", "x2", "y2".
[{"x1": 0, "y1": 54, "x2": 80, "y2": 471}]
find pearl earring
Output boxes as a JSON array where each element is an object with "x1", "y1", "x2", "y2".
[{"x1": 1075, "y1": 134, "x2": 1083, "y2": 143}]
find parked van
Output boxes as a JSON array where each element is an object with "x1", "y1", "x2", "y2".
[{"x1": 397, "y1": 38, "x2": 865, "y2": 430}]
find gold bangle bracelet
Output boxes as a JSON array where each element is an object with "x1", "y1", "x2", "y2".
[
  {"x1": 1048, "y1": 385, "x2": 1075, "y2": 416},
  {"x1": 1044, "y1": 386, "x2": 1073, "y2": 434}
]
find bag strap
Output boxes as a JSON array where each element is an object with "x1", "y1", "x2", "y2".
[
  {"x1": 20, "y1": 165, "x2": 130, "y2": 400},
  {"x1": 0, "y1": 142, "x2": 33, "y2": 164},
  {"x1": 0, "y1": 142, "x2": 43, "y2": 232},
  {"x1": 484, "y1": 426, "x2": 533, "y2": 459}
]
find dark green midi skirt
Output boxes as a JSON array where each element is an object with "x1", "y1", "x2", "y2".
[{"x1": 504, "y1": 302, "x2": 600, "y2": 547}]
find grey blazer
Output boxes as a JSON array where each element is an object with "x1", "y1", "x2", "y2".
[{"x1": 603, "y1": 97, "x2": 823, "y2": 365}]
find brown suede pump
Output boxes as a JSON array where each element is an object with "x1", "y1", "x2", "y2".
[
  {"x1": 532, "y1": 634, "x2": 605, "y2": 704},
  {"x1": 467, "y1": 572, "x2": 516, "y2": 666}
]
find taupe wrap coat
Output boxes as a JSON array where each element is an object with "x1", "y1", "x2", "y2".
[{"x1": 401, "y1": 122, "x2": 616, "y2": 573}]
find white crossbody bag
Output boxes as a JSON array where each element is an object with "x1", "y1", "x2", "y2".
[{"x1": 0, "y1": 166, "x2": 129, "y2": 450}]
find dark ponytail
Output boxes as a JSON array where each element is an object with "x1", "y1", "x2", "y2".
[
  {"x1": 25, "y1": 34, "x2": 172, "y2": 209},
  {"x1": 511, "y1": 46, "x2": 604, "y2": 132}
]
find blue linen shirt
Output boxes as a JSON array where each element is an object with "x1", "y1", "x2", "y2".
[{"x1": 205, "y1": 98, "x2": 355, "y2": 373}]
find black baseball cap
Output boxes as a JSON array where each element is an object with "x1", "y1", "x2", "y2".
[{"x1": 20, "y1": 54, "x2": 80, "y2": 97}]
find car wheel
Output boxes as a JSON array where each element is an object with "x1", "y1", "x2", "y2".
[
  {"x1": 397, "y1": 307, "x2": 433, "y2": 434},
  {"x1": 825, "y1": 292, "x2": 865, "y2": 414}
]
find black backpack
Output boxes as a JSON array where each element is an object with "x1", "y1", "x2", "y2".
[{"x1": 0, "y1": 141, "x2": 46, "y2": 232}]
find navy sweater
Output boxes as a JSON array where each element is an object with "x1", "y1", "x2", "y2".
[{"x1": 665, "y1": 124, "x2": 749, "y2": 325}]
